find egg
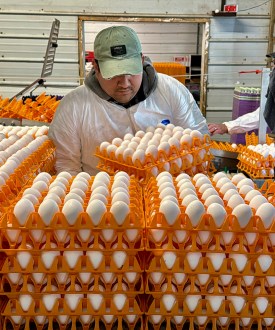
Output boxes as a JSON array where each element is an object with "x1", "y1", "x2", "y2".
[
  {"x1": 184, "y1": 284, "x2": 201, "y2": 312},
  {"x1": 244, "y1": 189, "x2": 262, "y2": 203},
  {"x1": 38, "y1": 199, "x2": 59, "y2": 226},
  {"x1": 232, "y1": 204, "x2": 253, "y2": 228},
  {"x1": 231, "y1": 173, "x2": 246, "y2": 185},
  {"x1": 41, "y1": 242, "x2": 60, "y2": 270},
  {"x1": 212, "y1": 171, "x2": 228, "y2": 183},
  {"x1": 159, "y1": 200, "x2": 180, "y2": 225},
  {"x1": 22, "y1": 187, "x2": 42, "y2": 199},
  {"x1": 227, "y1": 194, "x2": 245, "y2": 209},
  {"x1": 175, "y1": 173, "x2": 191, "y2": 182},
  {"x1": 181, "y1": 194, "x2": 198, "y2": 207},
  {"x1": 215, "y1": 177, "x2": 231, "y2": 189},
  {"x1": 207, "y1": 203, "x2": 227, "y2": 227},
  {"x1": 70, "y1": 180, "x2": 88, "y2": 193},
  {"x1": 249, "y1": 195, "x2": 268, "y2": 210},
  {"x1": 57, "y1": 171, "x2": 72, "y2": 180},
  {"x1": 112, "y1": 191, "x2": 130, "y2": 205},
  {"x1": 205, "y1": 285, "x2": 225, "y2": 313},
  {"x1": 159, "y1": 187, "x2": 177, "y2": 200},
  {"x1": 219, "y1": 182, "x2": 237, "y2": 195},
  {"x1": 62, "y1": 199, "x2": 84, "y2": 225},
  {"x1": 42, "y1": 284, "x2": 61, "y2": 312},
  {"x1": 63, "y1": 244, "x2": 83, "y2": 270},
  {"x1": 238, "y1": 184, "x2": 254, "y2": 196},
  {"x1": 236, "y1": 178, "x2": 255, "y2": 189},
  {"x1": 198, "y1": 183, "x2": 214, "y2": 194},
  {"x1": 227, "y1": 285, "x2": 246, "y2": 313},
  {"x1": 194, "y1": 176, "x2": 211, "y2": 188},
  {"x1": 13, "y1": 198, "x2": 35, "y2": 226},
  {"x1": 179, "y1": 188, "x2": 197, "y2": 201},
  {"x1": 201, "y1": 187, "x2": 219, "y2": 201},
  {"x1": 185, "y1": 200, "x2": 205, "y2": 226},
  {"x1": 180, "y1": 134, "x2": 192, "y2": 148},
  {"x1": 86, "y1": 199, "x2": 107, "y2": 226},
  {"x1": 64, "y1": 192, "x2": 84, "y2": 204},
  {"x1": 110, "y1": 201, "x2": 130, "y2": 225},
  {"x1": 256, "y1": 202, "x2": 275, "y2": 228}
]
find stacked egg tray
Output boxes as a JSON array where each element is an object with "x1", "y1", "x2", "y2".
[
  {"x1": 0, "y1": 92, "x2": 60, "y2": 123},
  {"x1": 0, "y1": 172, "x2": 145, "y2": 330},
  {"x1": 143, "y1": 172, "x2": 275, "y2": 329},
  {"x1": 237, "y1": 145, "x2": 275, "y2": 179},
  {"x1": 0, "y1": 137, "x2": 56, "y2": 216},
  {"x1": 95, "y1": 126, "x2": 215, "y2": 185}
]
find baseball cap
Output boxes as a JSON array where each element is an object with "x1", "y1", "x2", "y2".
[{"x1": 94, "y1": 26, "x2": 143, "y2": 79}]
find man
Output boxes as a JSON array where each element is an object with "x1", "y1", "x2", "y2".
[
  {"x1": 208, "y1": 52, "x2": 275, "y2": 136},
  {"x1": 49, "y1": 26, "x2": 208, "y2": 175}
]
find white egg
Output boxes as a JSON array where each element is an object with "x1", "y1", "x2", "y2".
[
  {"x1": 179, "y1": 188, "x2": 197, "y2": 201},
  {"x1": 13, "y1": 198, "x2": 35, "y2": 226},
  {"x1": 249, "y1": 195, "x2": 268, "y2": 210},
  {"x1": 256, "y1": 202, "x2": 275, "y2": 228},
  {"x1": 207, "y1": 203, "x2": 227, "y2": 227},
  {"x1": 38, "y1": 199, "x2": 59, "y2": 226},
  {"x1": 62, "y1": 199, "x2": 84, "y2": 225},
  {"x1": 86, "y1": 199, "x2": 107, "y2": 226},
  {"x1": 110, "y1": 201, "x2": 130, "y2": 225},
  {"x1": 48, "y1": 185, "x2": 66, "y2": 199},
  {"x1": 181, "y1": 194, "x2": 198, "y2": 207},
  {"x1": 219, "y1": 182, "x2": 237, "y2": 195},
  {"x1": 159, "y1": 200, "x2": 180, "y2": 225},
  {"x1": 212, "y1": 171, "x2": 228, "y2": 183},
  {"x1": 244, "y1": 189, "x2": 262, "y2": 202},
  {"x1": 237, "y1": 178, "x2": 255, "y2": 189},
  {"x1": 238, "y1": 184, "x2": 254, "y2": 196},
  {"x1": 201, "y1": 187, "x2": 219, "y2": 201},
  {"x1": 56, "y1": 171, "x2": 72, "y2": 180},
  {"x1": 175, "y1": 173, "x2": 191, "y2": 182},
  {"x1": 185, "y1": 200, "x2": 205, "y2": 226},
  {"x1": 231, "y1": 173, "x2": 246, "y2": 185},
  {"x1": 63, "y1": 192, "x2": 84, "y2": 204},
  {"x1": 231, "y1": 203, "x2": 253, "y2": 229},
  {"x1": 227, "y1": 194, "x2": 244, "y2": 209}
]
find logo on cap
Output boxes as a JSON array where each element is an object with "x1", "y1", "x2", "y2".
[{"x1": 111, "y1": 45, "x2": 127, "y2": 57}]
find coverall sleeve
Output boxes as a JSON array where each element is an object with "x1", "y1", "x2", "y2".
[
  {"x1": 48, "y1": 94, "x2": 82, "y2": 175},
  {"x1": 224, "y1": 107, "x2": 260, "y2": 134}
]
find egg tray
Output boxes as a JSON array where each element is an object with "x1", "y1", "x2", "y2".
[
  {"x1": 145, "y1": 296, "x2": 275, "y2": 324},
  {"x1": 145, "y1": 317, "x2": 274, "y2": 330},
  {"x1": 0, "y1": 250, "x2": 144, "y2": 277},
  {"x1": 0, "y1": 139, "x2": 56, "y2": 213},
  {"x1": 95, "y1": 136, "x2": 214, "y2": 185},
  {"x1": 236, "y1": 147, "x2": 275, "y2": 178},
  {"x1": 245, "y1": 132, "x2": 274, "y2": 146},
  {"x1": 144, "y1": 272, "x2": 275, "y2": 295},
  {"x1": 1, "y1": 315, "x2": 143, "y2": 330},
  {"x1": 0, "y1": 92, "x2": 60, "y2": 123},
  {"x1": 0, "y1": 208, "x2": 145, "y2": 250},
  {"x1": 1, "y1": 270, "x2": 145, "y2": 294},
  {"x1": 0, "y1": 294, "x2": 144, "y2": 326},
  {"x1": 211, "y1": 140, "x2": 244, "y2": 153}
]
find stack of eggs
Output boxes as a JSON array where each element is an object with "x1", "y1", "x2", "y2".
[
  {"x1": 0, "y1": 171, "x2": 144, "y2": 329},
  {"x1": 237, "y1": 143, "x2": 275, "y2": 178},
  {"x1": 96, "y1": 124, "x2": 213, "y2": 183},
  {"x1": 0, "y1": 126, "x2": 55, "y2": 211},
  {"x1": 144, "y1": 171, "x2": 275, "y2": 329}
]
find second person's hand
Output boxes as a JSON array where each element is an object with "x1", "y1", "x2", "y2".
[{"x1": 208, "y1": 123, "x2": 228, "y2": 135}]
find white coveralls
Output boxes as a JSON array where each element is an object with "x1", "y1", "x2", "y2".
[{"x1": 48, "y1": 72, "x2": 208, "y2": 175}]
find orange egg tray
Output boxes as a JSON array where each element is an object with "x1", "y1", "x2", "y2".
[
  {"x1": 0, "y1": 139, "x2": 56, "y2": 215},
  {"x1": 0, "y1": 92, "x2": 60, "y2": 123},
  {"x1": 95, "y1": 135, "x2": 215, "y2": 184},
  {"x1": 237, "y1": 147, "x2": 275, "y2": 179}
]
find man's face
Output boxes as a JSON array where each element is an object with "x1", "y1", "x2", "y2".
[{"x1": 93, "y1": 59, "x2": 143, "y2": 104}]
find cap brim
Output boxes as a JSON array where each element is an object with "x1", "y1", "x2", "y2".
[{"x1": 98, "y1": 55, "x2": 143, "y2": 79}]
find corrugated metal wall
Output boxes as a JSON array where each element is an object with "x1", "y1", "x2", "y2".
[
  {"x1": 0, "y1": 0, "x2": 274, "y2": 139},
  {"x1": 0, "y1": 14, "x2": 79, "y2": 98}
]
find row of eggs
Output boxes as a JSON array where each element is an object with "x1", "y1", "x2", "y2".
[
  {"x1": 147, "y1": 171, "x2": 275, "y2": 232},
  {"x1": 0, "y1": 125, "x2": 49, "y2": 138},
  {"x1": 12, "y1": 171, "x2": 137, "y2": 227},
  {"x1": 99, "y1": 124, "x2": 209, "y2": 167}
]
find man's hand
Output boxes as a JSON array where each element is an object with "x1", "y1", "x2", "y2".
[{"x1": 208, "y1": 123, "x2": 228, "y2": 135}]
